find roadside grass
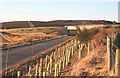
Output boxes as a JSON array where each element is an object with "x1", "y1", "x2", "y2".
[
  {"x1": 75, "y1": 27, "x2": 100, "y2": 44},
  {"x1": 2, "y1": 36, "x2": 56, "y2": 49},
  {"x1": 1, "y1": 27, "x2": 64, "y2": 49},
  {"x1": 9, "y1": 27, "x2": 63, "y2": 34}
]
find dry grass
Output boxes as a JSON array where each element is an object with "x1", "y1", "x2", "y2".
[
  {"x1": 60, "y1": 27, "x2": 120, "y2": 76},
  {"x1": 0, "y1": 27, "x2": 63, "y2": 34},
  {"x1": 0, "y1": 27, "x2": 63, "y2": 49}
]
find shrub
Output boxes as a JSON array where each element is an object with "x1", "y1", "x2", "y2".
[
  {"x1": 2, "y1": 44, "x2": 8, "y2": 49},
  {"x1": 103, "y1": 26, "x2": 112, "y2": 29},
  {"x1": 75, "y1": 27, "x2": 99, "y2": 44}
]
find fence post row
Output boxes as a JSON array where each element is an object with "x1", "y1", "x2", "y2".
[
  {"x1": 107, "y1": 34, "x2": 120, "y2": 77},
  {"x1": 14, "y1": 39, "x2": 87, "y2": 77},
  {"x1": 14, "y1": 37, "x2": 102, "y2": 77},
  {"x1": 23, "y1": 35, "x2": 119, "y2": 77}
]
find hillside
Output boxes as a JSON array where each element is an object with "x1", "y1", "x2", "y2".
[
  {"x1": 60, "y1": 28, "x2": 120, "y2": 76},
  {"x1": 1, "y1": 21, "x2": 30, "y2": 29},
  {"x1": 0, "y1": 20, "x2": 113, "y2": 29},
  {"x1": 0, "y1": 27, "x2": 62, "y2": 49},
  {"x1": 1, "y1": 26, "x2": 120, "y2": 77}
]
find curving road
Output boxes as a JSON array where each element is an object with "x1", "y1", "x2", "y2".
[{"x1": 2, "y1": 36, "x2": 72, "y2": 68}]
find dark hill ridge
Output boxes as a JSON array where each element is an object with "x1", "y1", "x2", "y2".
[
  {"x1": 1, "y1": 21, "x2": 30, "y2": 29},
  {"x1": 0, "y1": 20, "x2": 113, "y2": 29}
]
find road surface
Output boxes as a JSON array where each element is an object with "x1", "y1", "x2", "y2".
[{"x1": 2, "y1": 36, "x2": 72, "y2": 68}]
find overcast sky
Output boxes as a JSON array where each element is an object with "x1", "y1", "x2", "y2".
[{"x1": 0, "y1": 0, "x2": 120, "y2": 22}]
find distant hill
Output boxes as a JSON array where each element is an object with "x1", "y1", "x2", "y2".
[
  {"x1": 1, "y1": 21, "x2": 30, "y2": 29},
  {"x1": 0, "y1": 20, "x2": 113, "y2": 29}
]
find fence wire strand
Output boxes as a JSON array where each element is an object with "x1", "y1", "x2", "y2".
[
  {"x1": 110, "y1": 32, "x2": 118, "y2": 72},
  {"x1": 112, "y1": 43, "x2": 119, "y2": 49}
]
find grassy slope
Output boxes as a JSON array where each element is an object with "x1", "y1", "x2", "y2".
[
  {"x1": 1, "y1": 27, "x2": 62, "y2": 48},
  {"x1": 60, "y1": 27, "x2": 119, "y2": 76}
]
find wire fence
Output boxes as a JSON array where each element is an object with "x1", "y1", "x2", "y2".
[
  {"x1": 107, "y1": 32, "x2": 120, "y2": 77},
  {"x1": 2, "y1": 37, "x2": 75, "y2": 77},
  {"x1": 2, "y1": 36, "x2": 92, "y2": 78},
  {"x1": 2, "y1": 32, "x2": 119, "y2": 77}
]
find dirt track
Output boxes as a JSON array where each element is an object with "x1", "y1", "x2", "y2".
[{"x1": 2, "y1": 36, "x2": 72, "y2": 68}]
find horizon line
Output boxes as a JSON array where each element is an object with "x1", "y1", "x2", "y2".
[{"x1": 0, "y1": 19, "x2": 115, "y2": 23}]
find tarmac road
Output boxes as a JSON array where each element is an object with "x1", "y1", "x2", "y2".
[{"x1": 2, "y1": 36, "x2": 72, "y2": 68}]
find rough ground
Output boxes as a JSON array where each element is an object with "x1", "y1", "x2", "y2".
[
  {"x1": 0, "y1": 27, "x2": 62, "y2": 48},
  {"x1": 60, "y1": 28, "x2": 119, "y2": 76}
]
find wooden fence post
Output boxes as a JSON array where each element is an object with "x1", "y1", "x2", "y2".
[
  {"x1": 107, "y1": 36, "x2": 112, "y2": 71},
  {"x1": 29, "y1": 74, "x2": 32, "y2": 78},
  {"x1": 39, "y1": 58, "x2": 43, "y2": 77},
  {"x1": 65, "y1": 54, "x2": 68, "y2": 66},
  {"x1": 47, "y1": 63, "x2": 50, "y2": 76},
  {"x1": 17, "y1": 71, "x2": 21, "y2": 78},
  {"x1": 58, "y1": 60, "x2": 62, "y2": 73},
  {"x1": 63, "y1": 56, "x2": 65, "y2": 69},
  {"x1": 35, "y1": 63, "x2": 38, "y2": 76},
  {"x1": 28, "y1": 67, "x2": 31, "y2": 76},
  {"x1": 45, "y1": 55, "x2": 48, "y2": 69},
  {"x1": 79, "y1": 43, "x2": 84, "y2": 59},
  {"x1": 50, "y1": 56, "x2": 53, "y2": 74},
  {"x1": 88, "y1": 43, "x2": 90, "y2": 55},
  {"x1": 79, "y1": 48, "x2": 82, "y2": 59},
  {"x1": 43, "y1": 72, "x2": 46, "y2": 78},
  {"x1": 54, "y1": 63, "x2": 58, "y2": 78},
  {"x1": 62, "y1": 49, "x2": 65, "y2": 56},
  {"x1": 54, "y1": 51, "x2": 56, "y2": 63},
  {"x1": 38, "y1": 66, "x2": 42, "y2": 77},
  {"x1": 71, "y1": 46, "x2": 74, "y2": 56},
  {"x1": 115, "y1": 49, "x2": 120, "y2": 77},
  {"x1": 68, "y1": 51, "x2": 71, "y2": 63}
]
